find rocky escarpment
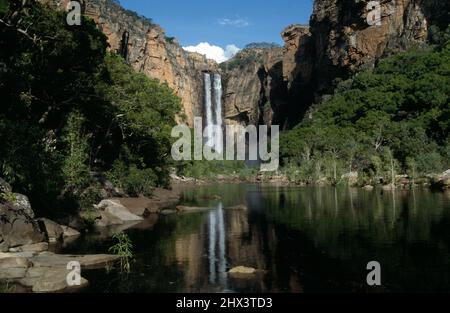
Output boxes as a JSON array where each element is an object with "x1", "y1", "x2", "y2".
[
  {"x1": 220, "y1": 25, "x2": 313, "y2": 129},
  {"x1": 47, "y1": 0, "x2": 218, "y2": 127},
  {"x1": 221, "y1": 47, "x2": 286, "y2": 127},
  {"x1": 219, "y1": 25, "x2": 314, "y2": 129},
  {"x1": 282, "y1": 0, "x2": 449, "y2": 126},
  {"x1": 223, "y1": 0, "x2": 449, "y2": 128},
  {"x1": 310, "y1": 0, "x2": 429, "y2": 90},
  {"x1": 44, "y1": 0, "x2": 448, "y2": 129}
]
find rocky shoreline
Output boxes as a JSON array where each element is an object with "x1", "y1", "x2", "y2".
[
  {"x1": 0, "y1": 177, "x2": 182, "y2": 293},
  {"x1": 2, "y1": 170, "x2": 449, "y2": 292},
  {"x1": 171, "y1": 170, "x2": 450, "y2": 191},
  {"x1": 0, "y1": 251, "x2": 119, "y2": 293}
]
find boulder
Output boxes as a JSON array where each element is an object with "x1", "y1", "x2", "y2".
[
  {"x1": 0, "y1": 201, "x2": 45, "y2": 250},
  {"x1": 96, "y1": 211, "x2": 124, "y2": 227},
  {"x1": 0, "y1": 255, "x2": 30, "y2": 269},
  {"x1": 433, "y1": 170, "x2": 450, "y2": 190},
  {"x1": 0, "y1": 178, "x2": 12, "y2": 193},
  {"x1": 341, "y1": 172, "x2": 359, "y2": 186},
  {"x1": 0, "y1": 256, "x2": 30, "y2": 280},
  {"x1": 114, "y1": 188, "x2": 181, "y2": 216},
  {"x1": 25, "y1": 252, "x2": 118, "y2": 292},
  {"x1": 61, "y1": 225, "x2": 80, "y2": 238},
  {"x1": 38, "y1": 218, "x2": 64, "y2": 242},
  {"x1": 12, "y1": 194, "x2": 35, "y2": 218},
  {"x1": 9, "y1": 242, "x2": 49, "y2": 253},
  {"x1": 94, "y1": 199, "x2": 143, "y2": 227},
  {"x1": 0, "y1": 251, "x2": 37, "y2": 259},
  {"x1": 228, "y1": 266, "x2": 257, "y2": 275},
  {"x1": 30, "y1": 252, "x2": 120, "y2": 270},
  {"x1": 1, "y1": 251, "x2": 119, "y2": 292},
  {"x1": 111, "y1": 189, "x2": 180, "y2": 217},
  {"x1": 115, "y1": 197, "x2": 153, "y2": 216},
  {"x1": 363, "y1": 185, "x2": 374, "y2": 191},
  {"x1": 30, "y1": 267, "x2": 89, "y2": 293}
]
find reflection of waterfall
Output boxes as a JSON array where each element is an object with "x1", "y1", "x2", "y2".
[
  {"x1": 203, "y1": 73, "x2": 223, "y2": 153},
  {"x1": 208, "y1": 203, "x2": 227, "y2": 286}
]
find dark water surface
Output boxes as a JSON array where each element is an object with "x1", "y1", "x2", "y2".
[{"x1": 61, "y1": 185, "x2": 450, "y2": 293}]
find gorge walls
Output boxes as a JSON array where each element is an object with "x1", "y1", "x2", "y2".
[
  {"x1": 221, "y1": 47, "x2": 285, "y2": 128},
  {"x1": 282, "y1": 0, "x2": 448, "y2": 125},
  {"x1": 222, "y1": 0, "x2": 448, "y2": 128},
  {"x1": 47, "y1": 0, "x2": 218, "y2": 127},
  {"x1": 47, "y1": 0, "x2": 448, "y2": 130},
  {"x1": 309, "y1": 0, "x2": 429, "y2": 93}
]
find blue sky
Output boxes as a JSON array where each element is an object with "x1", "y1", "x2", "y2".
[{"x1": 119, "y1": 0, "x2": 314, "y2": 62}]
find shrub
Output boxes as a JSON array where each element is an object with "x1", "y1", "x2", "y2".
[
  {"x1": 107, "y1": 161, "x2": 156, "y2": 197},
  {"x1": 61, "y1": 112, "x2": 91, "y2": 191},
  {"x1": 109, "y1": 232, "x2": 133, "y2": 273}
]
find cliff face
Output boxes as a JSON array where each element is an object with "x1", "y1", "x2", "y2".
[
  {"x1": 221, "y1": 48, "x2": 286, "y2": 127},
  {"x1": 222, "y1": 0, "x2": 448, "y2": 129},
  {"x1": 310, "y1": 0, "x2": 428, "y2": 89},
  {"x1": 49, "y1": 0, "x2": 218, "y2": 127},
  {"x1": 280, "y1": 0, "x2": 448, "y2": 126},
  {"x1": 221, "y1": 24, "x2": 314, "y2": 129},
  {"x1": 88, "y1": 0, "x2": 219, "y2": 126},
  {"x1": 47, "y1": 0, "x2": 447, "y2": 129}
]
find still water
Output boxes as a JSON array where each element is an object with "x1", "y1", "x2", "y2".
[{"x1": 61, "y1": 185, "x2": 450, "y2": 293}]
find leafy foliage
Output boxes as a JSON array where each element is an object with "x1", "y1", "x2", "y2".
[
  {"x1": 281, "y1": 39, "x2": 450, "y2": 184},
  {"x1": 109, "y1": 232, "x2": 133, "y2": 273},
  {"x1": 0, "y1": 1, "x2": 181, "y2": 215},
  {"x1": 244, "y1": 42, "x2": 280, "y2": 49}
]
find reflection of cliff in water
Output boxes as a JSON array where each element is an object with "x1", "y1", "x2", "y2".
[{"x1": 62, "y1": 185, "x2": 450, "y2": 293}]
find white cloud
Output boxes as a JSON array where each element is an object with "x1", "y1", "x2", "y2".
[
  {"x1": 183, "y1": 43, "x2": 241, "y2": 63},
  {"x1": 224, "y1": 44, "x2": 241, "y2": 60},
  {"x1": 217, "y1": 17, "x2": 250, "y2": 28}
]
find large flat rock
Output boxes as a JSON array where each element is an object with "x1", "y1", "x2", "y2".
[
  {"x1": 116, "y1": 189, "x2": 180, "y2": 216},
  {"x1": 31, "y1": 252, "x2": 120, "y2": 270},
  {"x1": 24, "y1": 267, "x2": 89, "y2": 293},
  {"x1": 95, "y1": 199, "x2": 143, "y2": 227},
  {"x1": 0, "y1": 251, "x2": 119, "y2": 292}
]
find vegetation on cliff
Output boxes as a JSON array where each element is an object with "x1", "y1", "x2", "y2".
[
  {"x1": 244, "y1": 42, "x2": 281, "y2": 50},
  {"x1": 0, "y1": 0, "x2": 180, "y2": 215},
  {"x1": 280, "y1": 33, "x2": 450, "y2": 186}
]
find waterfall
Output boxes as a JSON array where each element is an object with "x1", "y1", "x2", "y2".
[
  {"x1": 203, "y1": 73, "x2": 214, "y2": 149},
  {"x1": 213, "y1": 74, "x2": 223, "y2": 154},
  {"x1": 203, "y1": 73, "x2": 223, "y2": 154}
]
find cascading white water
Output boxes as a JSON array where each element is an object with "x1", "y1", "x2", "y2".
[
  {"x1": 203, "y1": 72, "x2": 223, "y2": 154},
  {"x1": 203, "y1": 73, "x2": 214, "y2": 149}
]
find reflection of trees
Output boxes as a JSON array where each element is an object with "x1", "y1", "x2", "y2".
[{"x1": 262, "y1": 187, "x2": 450, "y2": 291}]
